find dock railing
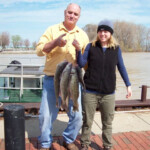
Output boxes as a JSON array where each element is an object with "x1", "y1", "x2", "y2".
[
  {"x1": 115, "y1": 85, "x2": 150, "y2": 110},
  {"x1": 0, "y1": 64, "x2": 150, "y2": 111}
]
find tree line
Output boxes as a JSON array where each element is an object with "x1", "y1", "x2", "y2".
[
  {"x1": 0, "y1": 34, "x2": 37, "y2": 50},
  {"x1": 83, "y1": 20, "x2": 150, "y2": 52},
  {"x1": 0, "y1": 20, "x2": 150, "y2": 52}
]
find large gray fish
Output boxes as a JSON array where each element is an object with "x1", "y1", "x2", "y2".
[
  {"x1": 76, "y1": 65, "x2": 85, "y2": 90},
  {"x1": 69, "y1": 65, "x2": 79, "y2": 111},
  {"x1": 54, "y1": 61, "x2": 68, "y2": 107},
  {"x1": 60, "y1": 63, "x2": 72, "y2": 111}
]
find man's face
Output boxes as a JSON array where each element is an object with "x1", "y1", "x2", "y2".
[{"x1": 64, "y1": 4, "x2": 80, "y2": 26}]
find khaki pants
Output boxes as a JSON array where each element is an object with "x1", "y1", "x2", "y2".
[{"x1": 81, "y1": 92, "x2": 115, "y2": 147}]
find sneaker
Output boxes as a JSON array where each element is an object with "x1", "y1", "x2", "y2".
[
  {"x1": 40, "y1": 148, "x2": 51, "y2": 150},
  {"x1": 103, "y1": 146, "x2": 111, "y2": 150},
  {"x1": 63, "y1": 141, "x2": 79, "y2": 150},
  {"x1": 81, "y1": 144, "x2": 89, "y2": 150}
]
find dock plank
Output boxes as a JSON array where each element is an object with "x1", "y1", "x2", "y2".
[{"x1": 0, "y1": 131, "x2": 150, "y2": 150}]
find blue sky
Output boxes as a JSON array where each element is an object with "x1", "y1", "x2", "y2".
[{"x1": 0, "y1": 0, "x2": 150, "y2": 44}]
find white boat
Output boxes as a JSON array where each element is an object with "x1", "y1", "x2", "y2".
[{"x1": 0, "y1": 61, "x2": 44, "y2": 103}]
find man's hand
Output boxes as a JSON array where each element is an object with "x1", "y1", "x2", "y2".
[{"x1": 56, "y1": 34, "x2": 67, "y2": 47}]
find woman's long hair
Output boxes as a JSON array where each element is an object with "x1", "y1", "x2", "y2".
[{"x1": 92, "y1": 35, "x2": 119, "y2": 49}]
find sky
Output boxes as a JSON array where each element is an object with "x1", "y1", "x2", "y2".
[{"x1": 0, "y1": 0, "x2": 150, "y2": 44}]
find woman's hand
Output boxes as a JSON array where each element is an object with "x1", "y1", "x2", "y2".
[
  {"x1": 72, "y1": 39, "x2": 81, "y2": 51},
  {"x1": 126, "y1": 86, "x2": 132, "y2": 99}
]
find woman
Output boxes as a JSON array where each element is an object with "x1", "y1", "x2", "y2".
[{"x1": 76, "y1": 19, "x2": 132, "y2": 150}]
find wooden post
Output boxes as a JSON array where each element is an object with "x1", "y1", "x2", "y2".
[
  {"x1": 4, "y1": 104, "x2": 25, "y2": 150},
  {"x1": 141, "y1": 85, "x2": 147, "y2": 102}
]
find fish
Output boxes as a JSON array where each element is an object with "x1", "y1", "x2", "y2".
[
  {"x1": 76, "y1": 65, "x2": 86, "y2": 90},
  {"x1": 54, "y1": 61, "x2": 68, "y2": 107},
  {"x1": 60, "y1": 63, "x2": 72, "y2": 111},
  {"x1": 69, "y1": 65, "x2": 79, "y2": 111},
  {"x1": 54, "y1": 61, "x2": 84, "y2": 112}
]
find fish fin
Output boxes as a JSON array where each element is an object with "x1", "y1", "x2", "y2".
[
  {"x1": 56, "y1": 100, "x2": 59, "y2": 108},
  {"x1": 73, "y1": 105, "x2": 79, "y2": 112}
]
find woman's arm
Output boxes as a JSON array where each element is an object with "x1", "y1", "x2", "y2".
[
  {"x1": 117, "y1": 47, "x2": 132, "y2": 98},
  {"x1": 77, "y1": 43, "x2": 91, "y2": 68}
]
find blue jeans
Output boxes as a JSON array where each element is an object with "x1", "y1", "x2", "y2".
[{"x1": 38, "y1": 75, "x2": 82, "y2": 148}]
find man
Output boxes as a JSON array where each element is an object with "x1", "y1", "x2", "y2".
[{"x1": 36, "y1": 3, "x2": 89, "y2": 150}]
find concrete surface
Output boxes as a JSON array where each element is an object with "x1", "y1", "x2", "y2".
[{"x1": 0, "y1": 110, "x2": 150, "y2": 139}]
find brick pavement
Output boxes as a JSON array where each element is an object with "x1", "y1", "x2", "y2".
[{"x1": 0, "y1": 131, "x2": 150, "y2": 150}]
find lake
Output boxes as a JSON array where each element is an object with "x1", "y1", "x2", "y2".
[
  {"x1": 116, "y1": 52, "x2": 150, "y2": 100},
  {"x1": 0, "y1": 52, "x2": 150, "y2": 100}
]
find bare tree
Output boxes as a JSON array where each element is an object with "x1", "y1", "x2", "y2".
[
  {"x1": 24, "y1": 39, "x2": 30, "y2": 50},
  {"x1": 114, "y1": 21, "x2": 148, "y2": 52},
  {"x1": 1, "y1": 32, "x2": 10, "y2": 49},
  {"x1": 19, "y1": 40, "x2": 23, "y2": 48},
  {"x1": 32, "y1": 41, "x2": 37, "y2": 50},
  {"x1": 12, "y1": 35, "x2": 22, "y2": 48},
  {"x1": 0, "y1": 34, "x2": 2, "y2": 49},
  {"x1": 134, "y1": 24, "x2": 146, "y2": 51},
  {"x1": 114, "y1": 21, "x2": 136, "y2": 51},
  {"x1": 83, "y1": 24, "x2": 97, "y2": 42},
  {"x1": 145, "y1": 28, "x2": 150, "y2": 52}
]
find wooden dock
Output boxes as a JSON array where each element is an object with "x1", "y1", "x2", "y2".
[{"x1": 0, "y1": 131, "x2": 150, "y2": 150}]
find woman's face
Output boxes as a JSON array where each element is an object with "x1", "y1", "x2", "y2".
[{"x1": 98, "y1": 30, "x2": 111, "y2": 44}]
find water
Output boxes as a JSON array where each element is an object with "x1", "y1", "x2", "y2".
[
  {"x1": 116, "y1": 52, "x2": 150, "y2": 100},
  {"x1": 0, "y1": 52, "x2": 150, "y2": 100}
]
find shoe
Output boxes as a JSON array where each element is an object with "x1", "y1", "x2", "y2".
[
  {"x1": 103, "y1": 146, "x2": 111, "y2": 150},
  {"x1": 40, "y1": 147, "x2": 51, "y2": 150},
  {"x1": 81, "y1": 144, "x2": 89, "y2": 150},
  {"x1": 63, "y1": 141, "x2": 79, "y2": 150}
]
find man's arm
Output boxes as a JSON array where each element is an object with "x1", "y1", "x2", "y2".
[{"x1": 43, "y1": 34, "x2": 67, "y2": 53}]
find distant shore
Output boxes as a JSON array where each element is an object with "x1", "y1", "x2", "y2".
[
  {"x1": 0, "y1": 49, "x2": 149, "y2": 54},
  {"x1": 0, "y1": 50, "x2": 36, "y2": 54}
]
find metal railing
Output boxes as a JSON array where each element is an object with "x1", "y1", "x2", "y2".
[{"x1": 0, "y1": 64, "x2": 44, "y2": 100}]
